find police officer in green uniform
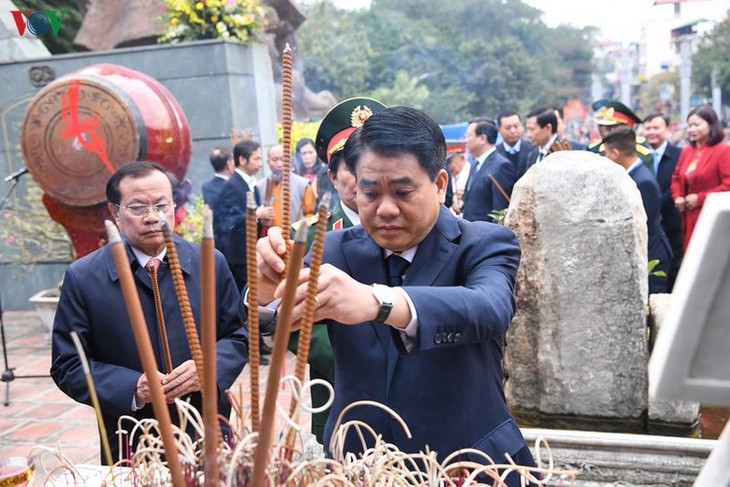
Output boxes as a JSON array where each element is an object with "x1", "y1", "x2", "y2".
[
  {"x1": 288, "y1": 97, "x2": 387, "y2": 443},
  {"x1": 588, "y1": 99, "x2": 654, "y2": 173}
]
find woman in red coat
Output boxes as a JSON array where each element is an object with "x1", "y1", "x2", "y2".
[{"x1": 671, "y1": 105, "x2": 730, "y2": 251}]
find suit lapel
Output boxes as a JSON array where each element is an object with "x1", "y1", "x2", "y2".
[
  {"x1": 406, "y1": 207, "x2": 460, "y2": 287},
  {"x1": 341, "y1": 228, "x2": 391, "y2": 353}
]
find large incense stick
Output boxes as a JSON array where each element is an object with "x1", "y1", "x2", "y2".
[
  {"x1": 245, "y1": 192, "x2": 261, "y2": 433},
  {"x1": 285, "y1": 193, "x2": 331, "y2": 454},
  {"x1": 200, "y1": 206, "x2": 219, "y2": 486},
  {"x1": 69, "y1": 331, "x2": 113, "y2": 466},
  {"x1": 280, "y1": 43, "x2": 293, "y2": 270},
  {"x1": 104, "y1": 220, "x2": 185, "y2": 487},
  {"x1": 251, "y1": 223, "x2": 309, "y2": 487},
  {"x1": 159, "y1": 220, "x2": 206, "y2": 394}
]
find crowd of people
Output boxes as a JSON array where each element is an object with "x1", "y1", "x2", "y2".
[
  {"x1": 48, "y1": 94, "x2": 730, "y2": 484},
  {"x1": 444, "y1": 100, "x2": 730, "y2": 294}
]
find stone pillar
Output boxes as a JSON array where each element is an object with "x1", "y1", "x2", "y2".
[{"x1": 504, "y1": 151, "x2": 649, "y2": 430}]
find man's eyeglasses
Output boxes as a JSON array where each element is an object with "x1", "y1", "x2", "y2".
[{"x1": 115, "y1": 203, "x2": 175, "y2": 217}]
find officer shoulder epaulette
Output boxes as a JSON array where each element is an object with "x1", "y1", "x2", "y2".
[
  {"x1": 588, "y1": 139, "x2": 602, "y2": 151},
  {"x1": 291, "y1": 214, "x2": 319, "y2": 233},
  {"x1": 636, "y1": 143, "x2": 652, "y2": 156}
]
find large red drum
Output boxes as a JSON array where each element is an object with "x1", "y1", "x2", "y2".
[
  {"x1": 21, "y1": 63, "x2": 191, "y2": 207},
  {"x1": 20, "y1": 64, "x2": 192, "y2": 257}
]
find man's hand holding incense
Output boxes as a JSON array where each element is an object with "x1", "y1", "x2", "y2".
[
  {"x1": 256, "y1": 226, "x2": 290, "y2": 304},
  {"x1": 274, "y1": 264, "x2": 413, "y2": 331},
  {"x1": 162, "y1": 360, "x2": 201, "y2": 403},
  {"x1": 135, "y1": 371, "x2": 165, "y2": 405}
]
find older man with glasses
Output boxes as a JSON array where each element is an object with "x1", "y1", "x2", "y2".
[{"x1": 50, "y1": 161, "x2": 247, "y2": 464}]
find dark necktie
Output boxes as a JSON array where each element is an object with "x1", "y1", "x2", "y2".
[
  {"x1": 386, "y1": 254, "x2": 411, "y2": 286},
  {"x1": 146, "y1": 257, "x2": 173, "y2": 373},
  {"x1": 253, "y1": 185, "x2": 261, "y2": 206},
  {"x1": 466, "y1": 160, "x2": 479, "y2": 193}
]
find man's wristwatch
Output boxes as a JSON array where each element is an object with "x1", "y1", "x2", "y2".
[{"x1": 371, "y1": 283, "x2": 395, "y2": 323}]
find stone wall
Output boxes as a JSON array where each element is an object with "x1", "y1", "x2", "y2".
[{"x1": 0, "y1": 40, "x2": 277, "y2": 309}]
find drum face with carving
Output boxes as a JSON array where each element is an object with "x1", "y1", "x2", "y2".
[{"x1": 21, "y1": 63, "x2": 191, "y2": 208}]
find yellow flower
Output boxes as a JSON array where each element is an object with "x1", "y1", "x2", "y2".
[
  {"x1": 171, "y1": 17, "x2": 179, "y2": 26},
  {"x1": 211, "y1": 14, "x2": 219, "y2": 22},
  {"x1": 196, "y1": 2, "x2": 204, "y2": 10}
]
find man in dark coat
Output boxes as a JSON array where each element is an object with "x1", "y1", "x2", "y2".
[
  {"x1": 643, "y1": 113, "x2": 683, "y2": 290},
  {"x1": 201, "y1": 146, "x2": 234, "y2": 206},
  {"x1": 496, "y1": 111, "x2": 533, "y2": 175},
  {"x1": 254, "y1": 107, "x2": 535, "y2": 485},
  {"x1": 51, "y1": 162, "x2": 246, "y2": 463},
  {"x1": 604, "y1": 128, "x2": 673, "y2": 294},
  {"x1": 461, "y1": 118, "x2": 516, "y2": 222}
]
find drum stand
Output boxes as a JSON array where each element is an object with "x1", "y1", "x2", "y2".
[{"x1": 1, "y1": 173, "x2": 50, "y2": 406}]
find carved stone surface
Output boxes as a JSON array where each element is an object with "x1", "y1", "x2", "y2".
[
  {"x1": 504, "y1": 151, "x2": 649, "y2": 424},
  {"x1": 73, "y1": 0, "x2": 166, "y2": 51}
]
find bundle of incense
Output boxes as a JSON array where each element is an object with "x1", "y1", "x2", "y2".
[
  {"x1": 285, "y1": 192, "x2": 331, "y2": 455},
  {"x1": 159, "y1": 220, "x2": 206, "y2": 395},
  {"x1": 280, "y1": 43, "x2": 293, "y2": 270},
  {"x1": 104, "y1": 220, "x2": 185, "y2": 487},
  {"x1": 251, "y1": 222, "x2": 309, "y2": 487},
  {"x1": 69, "y1": 331, "x2": 113, "y2": 466},
  {"x1": 244, "y1": 191, "x2": 261, "y2": 433},
  {"x1": 200, "y1": 206, "x2": 219, "y2": 486}
]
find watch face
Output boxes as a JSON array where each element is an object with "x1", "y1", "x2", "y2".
[{"x1": 373, "y1": 284, "x2": 394, "y2": 304}]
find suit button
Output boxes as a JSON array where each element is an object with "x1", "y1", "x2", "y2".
[
  {"x1": 447, "y1": 332, "x2": 454, "y2": 342},
  {"x1": 434, "y1": 333, "x2": 442, "y2": 344},
  {"x1": 454, "y1": 332, "x2": 462, "y2": 342}
]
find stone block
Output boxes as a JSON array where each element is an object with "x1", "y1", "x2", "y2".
[{"x1": 504, "y1": 151, "x2": 649, "y2": 424}]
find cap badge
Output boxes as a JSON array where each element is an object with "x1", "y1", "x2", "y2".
[{"x1": 351, "y1": 105, "x2": 373, "y2": 127}]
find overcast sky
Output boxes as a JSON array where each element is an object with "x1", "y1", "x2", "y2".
[{"x1": 299, "y1": 0, "x2": 661, "y2": 45}]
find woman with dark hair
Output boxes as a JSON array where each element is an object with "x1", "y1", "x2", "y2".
[
  {"x1": 296, "y1": 139, "x2": 324, "y2": 185},
  {"x1": 671, "y1": 105, "x2": 730, "y2": 251}
]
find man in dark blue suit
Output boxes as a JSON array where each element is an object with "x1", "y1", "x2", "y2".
[
  {"x1": 201, "y1": 146, "x2": 234, "y2": 206},
  {"x1": 462, "y1": 118, "x2": 516, "y2": 222},
  {"x1": 213, "y1": 140, "x2": 269, "y2": 291},
  {"x1": 496, "y1": 111, "x2": 533, "y2": 174},
  {"x1": 604, "y1": 128, "x2": 673, "y2": 294},
  {"x1": 255, "y1": 107, "x2": 535, "y2": 484},
  {"x1": 521, "y1": 106, "x2": 574, "y2": 179},
  {"x1": 50, "y1": 162, "x2": 246, "y2": 463},
  {"x1": 643, "y1": 113, "x2": 683, "y2": 291}
]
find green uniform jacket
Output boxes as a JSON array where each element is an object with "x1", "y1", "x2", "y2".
[
  {"x1": 288, "y1": 202, "x2": 353, "y2": 442},
  {"x1": 588, "y1": 134, "x2": 655, "y2": 173}
]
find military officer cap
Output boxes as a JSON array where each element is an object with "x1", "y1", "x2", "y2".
[
  {"x1": 592, "y1": 99, "x2": 642, "y2": 127},
  {"x1": 446, "y1": 143, "x2": 466, "y2": 162},
  {"x1": 315, "y1": 97, "x2": 387, "y2": 163}
]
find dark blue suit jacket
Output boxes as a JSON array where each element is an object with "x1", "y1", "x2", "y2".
[
  {"x1": 496, "y1": 139, "x2": 534, "y2": 176},
  {"x1": 213, "y1": 172, "x2": 256, "y2": 266},
  {"x1": 50, "y1": 237, "x2": 246, "y2": 462},
  {"x1": 201, "y1": 175, "x2": 226, "y2": 206},
  {"x1": 318, "y1": 207, "x2": 533, "y2": 478},
  {"x1": 629, "y1": 164, "x2": 673, "y2": 294},
  {"x1": 655, "y1": 143, "x2": 682, "y2": 254},
  {"x1": 462, "y1": 150, "x2": 516, "y2": 222}
]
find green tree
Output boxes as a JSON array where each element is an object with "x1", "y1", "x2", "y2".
[
  {"x1": 693, "y1": 12, "x2": 730, "y2": 104},
  {"x1": 297, "y1": 0, "x2": 594, "y2": 123}
]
